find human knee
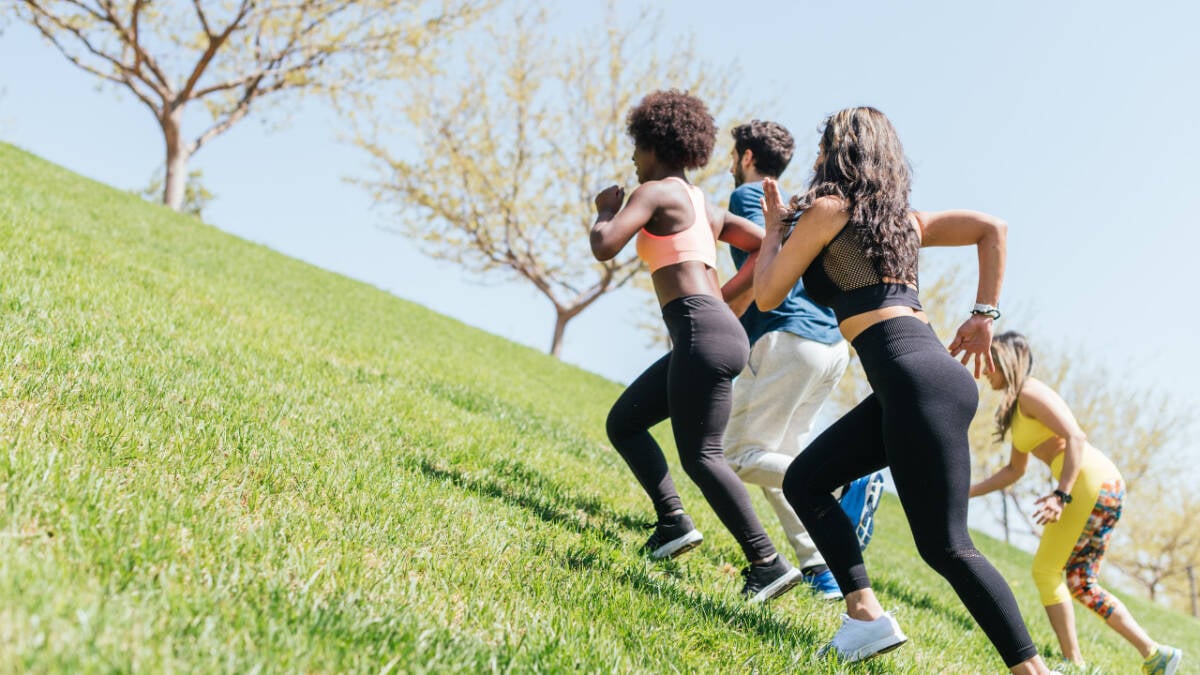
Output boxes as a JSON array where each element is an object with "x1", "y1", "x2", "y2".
[
  {"x1": 914, "y1": 540, "x2": 981, "y2": 576},
  {"x1": 1066, "y1": 570, "x2": 1115, "y2": 614},
  {"x1": 1033, "y1": 563, "x2": 1071, "y2": 606},
  {"x1": 781, "y1": 454, "x2": 821, "y2": 502},
  {"x1": 1065, "y1": 571, "x2": 1091, "y2": 598},
  {"x1": 673, "y1": 445, "x2": 712, "y2": 479},
  {"x1": 605, "y1": 407, "x2": 634, "y2": 445},
  {"x1": 724, "y1": 444, "x2": 756, "y2": 476}
]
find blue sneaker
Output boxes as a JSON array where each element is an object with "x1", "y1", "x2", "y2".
[
  {"x1": 803, "y1": 568, "x2": 843, "y2": 600},
  {"x1": 839, "y1": 472, "x2": 885, "y2": 551}
]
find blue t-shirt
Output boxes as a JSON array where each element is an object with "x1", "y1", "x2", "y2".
[{"x1": 729, "y1": 181, "x2": 842, "y2": 346}]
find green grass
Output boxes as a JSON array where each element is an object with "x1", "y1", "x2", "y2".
[{"x1": 0, "y1": 140, "x2": 1196, "y2": 673}]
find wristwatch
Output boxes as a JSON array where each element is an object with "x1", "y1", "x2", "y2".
[
  {"x1": 1053, "y1": 489, "x2": 1073, "y2": 505},
  {"x1": 971, "y1": 303, "x2": 1002, "y2": 320}
]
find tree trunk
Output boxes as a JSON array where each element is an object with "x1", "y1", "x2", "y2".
[
  {"x1": 549, "y1": 310, "x2": 570, "y2": 358},
  {"x1": 1001, "y1": 488, "x2": 1011, "y2": 545},
  {"x1": 1188, "y1": 565, "x2": 1197, "y2": 617},
  {"x1": 161, "y1": 108, "x2": 189, "y2": 212}
]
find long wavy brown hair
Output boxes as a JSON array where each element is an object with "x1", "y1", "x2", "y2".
[
  {"x1": 788, "y1": 107, "x2": 918, "y2": 282},
  {"x1": 991, "y1": 332, "x2": 1035, "y2": 440}
]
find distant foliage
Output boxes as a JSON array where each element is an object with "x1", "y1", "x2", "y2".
[
  {"x1": 354, "y1": 3, "x2": 758, "y2": 357},
  {"x1": 139, "y1": 167, "x2": 213, "y2": 220},
  {"x1": 11, "y1": 0, "x2": 493, "y2": 211}
]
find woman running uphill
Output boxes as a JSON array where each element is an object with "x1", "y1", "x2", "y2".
[
  {"x1": 591, "y1": 90, "x2": 802, "y2": 602},
  {"x1": 971, "y1": 332, "x2": 1183, "y2": 674},
  {"x1": 755, "y1": 106, "x2": 1054, "y2": 673}
]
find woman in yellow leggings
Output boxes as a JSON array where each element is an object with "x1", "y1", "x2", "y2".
[{"x1": 969, "y1": 332, "x2": 1181, "y2": 674}]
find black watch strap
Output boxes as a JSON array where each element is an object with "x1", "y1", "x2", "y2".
[{"x1": 1053, "y1": 489, "x2": 1073, "y2": 504}]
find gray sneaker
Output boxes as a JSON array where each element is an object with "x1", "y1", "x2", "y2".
[
  {"x1": 740, "y1": 555, "x2": 803, "y2": 604},
  {"x1": 641, "y1": 513, "x2": 703, "y2": 560}
]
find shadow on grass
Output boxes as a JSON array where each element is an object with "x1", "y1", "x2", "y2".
[
  {"x1": 561, "y1": 544, "x2": 820, "y2": 644},
  {"x1": 407, "y1": 455, "x2": 643, "y2": 546},
  {"x1": 486, "y1": 458, "x2": 649, "y2": 531},
  {"x1": 421, "y1": 381, "x2": 609, "y2": 462},
  {"x1": 405, "y1": 452, "x2": 904, "y2": 672}
]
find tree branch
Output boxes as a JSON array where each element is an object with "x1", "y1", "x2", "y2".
[
  {"x1": 179, "y1": 0, "x2": 254, "y2": 101},
  {"x1": 22, "y1": 7, "x2": 161, "y2": 111},
  {"x1": 191, "y1": 0, "x2": 214, "y2": 39},
  {"x1": 92, "y1": 0, "x2": 172, "y2": 94}
]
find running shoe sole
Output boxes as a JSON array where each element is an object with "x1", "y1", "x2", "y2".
[
  {"x1": 1163, "y1": 649, "x2": 1182, "y2": 675},
  {"x1": 648, "y1": 529, "x2": 703, "y2": 559},
  {"x1": 841, "y1": 472, "x2": 885, "y2": 551},
  {"x1": 820, "y1": 634, "x2": 908, "y2": 663},
  {"x1": 747, "y1": 566, "x2": 804, "y2": 604},
  {"x1": 814, "y1": 586, "x2": 843, "y2": 601}
]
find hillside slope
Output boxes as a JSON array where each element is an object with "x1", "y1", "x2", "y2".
[{"x1": 0, "y1": 142, "x2": 1195, "y2": 673}]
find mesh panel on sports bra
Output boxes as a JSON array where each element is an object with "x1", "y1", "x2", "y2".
[
  {"x1": 803, "y1": 224, "x2": 921, "y2": 321},
  {"x1": 821, "y1": 227, "x2": 890, "y2": 291}
]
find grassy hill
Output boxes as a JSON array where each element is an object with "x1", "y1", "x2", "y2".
[{"x1": 0, "y1": 141, "x2": 1195, "y2": 673}]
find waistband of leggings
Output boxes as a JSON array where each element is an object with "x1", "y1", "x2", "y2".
[
  {"x1": 850, "y1": 315, "x2": 943, "y2": 361},
  {"x1": 661, "y1": 293, "x2": 727, "y2": 318}
]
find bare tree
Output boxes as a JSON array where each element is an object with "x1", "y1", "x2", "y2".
[
  {"x1": 139, "y1": 165, "x2": 213, "y2": 219},
  {"x1": 1109, "y1": 493, "x2": 1200, "y2": 605},
  {"x1": 353, "y1": 4, "x2": 754, "y2": 357},
  {"x1": 11, "y1": 0, "x2": 492, "y2": 210}
]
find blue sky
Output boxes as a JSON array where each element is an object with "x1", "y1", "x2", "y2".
[{"x1": 3, "y1": 0, "x2": 1198, "y2": 422}]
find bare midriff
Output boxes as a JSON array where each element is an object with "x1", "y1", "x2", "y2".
[
  {"x1": 650, "y1": 261, "x2": 722, "y2": 307},
  {"x1": 1025, "y1": 435, "x2": 1070, "y2": 467},
  {"x1": 835, "y1": 277, "x2": 925, "y2": 342}
]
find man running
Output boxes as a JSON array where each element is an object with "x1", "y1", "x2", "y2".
[{"x1": 723, "y1": 119, "x2": 886, "y2": 600}]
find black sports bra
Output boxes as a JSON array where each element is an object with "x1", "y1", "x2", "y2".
[{"x1": 801, "y1": 224, "x2": 922, "y2": 323}]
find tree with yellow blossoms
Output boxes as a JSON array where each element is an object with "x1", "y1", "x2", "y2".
[{"x1": 10, "y1": 0, "x2": 493, "y2": 211}]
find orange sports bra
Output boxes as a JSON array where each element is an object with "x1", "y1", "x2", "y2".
[{"x1": 635, "y1": 177, "x2": 718, "y2": 273}]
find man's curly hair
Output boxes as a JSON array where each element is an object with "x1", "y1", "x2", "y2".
[{"x1": 625, "y1": 90, "x2": 716, "y2": 169}]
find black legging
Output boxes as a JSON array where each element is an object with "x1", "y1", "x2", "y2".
[
  {"x1": 783, "y1": 316, "x2": 1037, "y2": 668},
  {"x1": 606, "y1": 294, "x2": 775, "y2": 562}
]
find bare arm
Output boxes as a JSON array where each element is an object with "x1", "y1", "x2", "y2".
[
  {"x1": 916, "y1": 209, "x2": 1008, "y2": 377},
  {"x1": 591, "y1": 184, "x2": 658, "y2": 260},
  {"x1": 726, "y1": 286, "x2": 754, "y2": 316},
  {"x1": 754, "y1": 178, "x2": 847, "y2": 311},
  {"x1": 1020, "y1": 380, "x2": 1088, "y2": 524},
  {"x1": 969, "y1": 448, "x2": 1030, "y2": 497},
  {"x1": 711, "y1": 205, "x2": 764, "y2": 302}
]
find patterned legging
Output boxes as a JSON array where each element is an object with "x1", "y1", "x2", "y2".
[
  {"x1": 1033, "y1": 478, "x2": 1125, "y2": 617},
  {"x1": 1064, "y1": 480, "x2": 1125, "y2": 617}
]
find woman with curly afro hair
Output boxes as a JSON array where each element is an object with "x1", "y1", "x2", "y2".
[{"x1": 591, "y1": 90, "x2": 803, "y2": 603}]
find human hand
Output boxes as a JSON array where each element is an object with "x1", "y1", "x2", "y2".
[
  {"x1": 595, "y1": 185, "x2": 625, "y2": 215},
  {"x1": 948, "y1": 314, "x2": 995, "y2": 378},
  {"x1": 1033, "y1": 493, "x2": 1064, "y2": 525},
  {"x1": 760, "y1": 178, "x2": 790, "y2": 233}
]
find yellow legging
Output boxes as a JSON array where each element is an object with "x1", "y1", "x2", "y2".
[{"x1": 1031, "y1": 450, "x2": 1123, "y2": 615}]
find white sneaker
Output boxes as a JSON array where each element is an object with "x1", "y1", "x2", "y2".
[{"x1": 816, "y1": 612, "x2": 908, "y2": 663}]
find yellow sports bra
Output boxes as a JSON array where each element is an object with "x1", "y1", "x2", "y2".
[
  {"x1": 635, "y1": 177, "x2": 717, "y2": 273},
  {"x1": 1011, "y1": 402, "x2": 1122, "y2": 482},
  {"x1": 1010, "y1": 406, "x2": 1057, "y2": 454}
]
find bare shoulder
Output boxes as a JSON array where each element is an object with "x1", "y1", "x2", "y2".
[
  {"x1": 796, "y1": 195, "x2": 850, "y2": 239},
  {"x1": 1018, "y1": 378, "x2": 1064, "y2": 412},
  {"x1": 808, "y1": 194, "x2": 848, "y2": 215},
  {"x1": 629, "y1": 180, "x2": 667, "y2": 202}
]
